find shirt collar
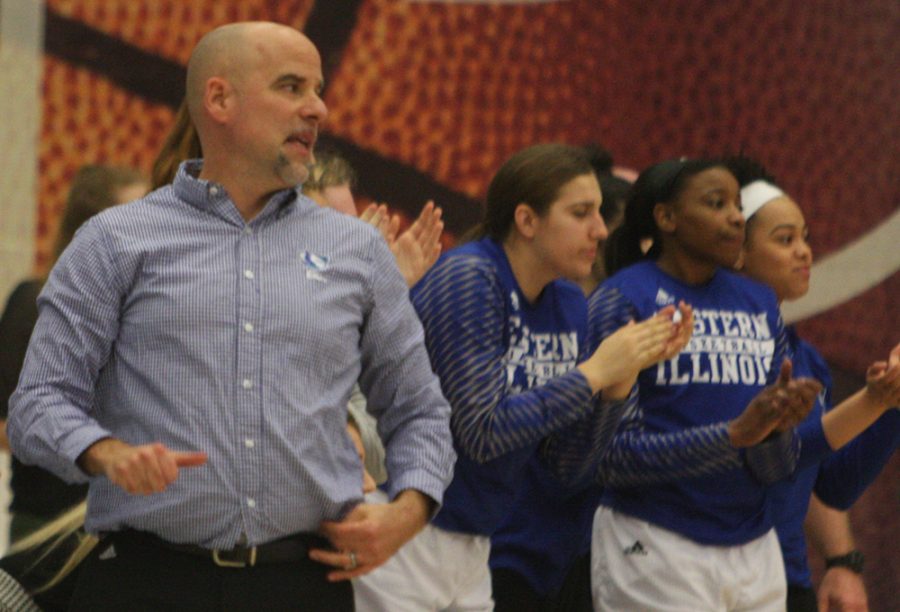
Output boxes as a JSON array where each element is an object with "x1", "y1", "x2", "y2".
[{"x1": 173, "y1": 159, "x2": 306, "y2": 224}]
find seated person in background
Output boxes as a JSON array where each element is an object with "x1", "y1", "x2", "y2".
[
  {"x1": 301, "y1": 148, "x2": 444, "y2": 289},
  {"x1": 301, "y1": 149, "x2": 446, "y2": 483},
  {"x1": 0, "y1": 503, "x2": 92, "y2": 612},
  {"x1": 0, "y1": 164, "x2": 148, "y2": 542}
]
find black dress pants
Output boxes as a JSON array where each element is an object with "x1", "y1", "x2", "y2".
[{"x1": 69, "y1": 533, "x2": 354, "y2": 612}]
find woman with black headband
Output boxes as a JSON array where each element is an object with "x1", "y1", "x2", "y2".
[{"x1": 543, "y1": 158, "x2": 822, "y2": 610}]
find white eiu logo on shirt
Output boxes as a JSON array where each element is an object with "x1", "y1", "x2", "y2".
[
  {"x1": 654, "y1": 308, "x2": 775, "y2": 387},
  {"x1": 300, "y1": 250, "x2": 329, "y2": 282},
  {"x1": 655, "y1": 287, "x2": 676, "y2": 307}
]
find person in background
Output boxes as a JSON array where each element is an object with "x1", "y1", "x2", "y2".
[
  {"x1": 149, "y1": 100, "x2": 201, "y2": 191},
  {"x1": 728, "y1": 155, "x2": 900, "y2": 612},
  {"x1": 8, "y1": 22, "x2": 454, "y2": 611},
  {"x1": 0, "y1": 164, "x2": 148, "y2": 542},
  {"x1": 0, "y1": 502, "x2": 92, "y2": 611},
  {"x1": 577, "y1": 144, "x2": 633, "y2": 296},
  {"x1": 301, "y1": 148, "x2": 443, "y2": 289},
  {"x1": 302, "y1": 148, "x2": 445, "y2": 484}
]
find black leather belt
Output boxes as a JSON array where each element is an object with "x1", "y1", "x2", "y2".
[{"x1": 112, "y1": 529, "x2": 330, "y2": 568}]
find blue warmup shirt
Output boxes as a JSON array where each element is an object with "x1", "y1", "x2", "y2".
[
  {"x1": 409, "y1": 238, "x2": 619, "y2": 537},
  {"x1": 773, "y1": 328, "x2": 900, "y2": 587},
  {"x1": 594, "y1": 261, "x2": 797, "y2": 545},
  {"x1": 489, "y1": 457, "x2": 600, "y2": 597}
]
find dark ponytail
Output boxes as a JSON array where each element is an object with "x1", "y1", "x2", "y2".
[{"x1": 722, "y1": 155, "x2": 778, "y2": 189}]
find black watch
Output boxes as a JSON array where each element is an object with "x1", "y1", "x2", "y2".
[{"x1": 825, "y1": 550, "x2": 865, "y2": 574}]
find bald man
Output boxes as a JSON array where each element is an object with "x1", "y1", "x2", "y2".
[{"x1": 8, "y1": 22, "x2": 454, "y2": 611}]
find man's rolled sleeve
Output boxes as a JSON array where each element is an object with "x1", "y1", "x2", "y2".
[
  {"x1": 8, "y1": 218, "x2": 123, "y2": 483},
  {"x1": 356, "y1": 236, "x2": 455, "y2": 507}
]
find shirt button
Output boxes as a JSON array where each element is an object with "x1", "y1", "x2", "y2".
[
  {"x1": 247, "y1": 498, "x2": 256, "y2": 508},
  {"x1": 242, "y1": 379, "x2": 253, "y2": 390},
  {"x1": 243, "y1": 227, "x2": 252, "y2": 235},
  {"x1": 209, "y1": 186, "x2": 219, "y2": 196},
  {"x1": 243, "y1": 322, "x2": 254, "y2": 333},
  {"x1": 244, "y1": 439, "x2": 255, "y2": 448},
  {"x1": 243, "y1": 269, "x2": 254, "y2": 279}
]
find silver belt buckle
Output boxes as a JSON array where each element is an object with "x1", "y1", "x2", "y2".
[{"x1": 212, "y1": 546, "x2": 258, "y2": 568}]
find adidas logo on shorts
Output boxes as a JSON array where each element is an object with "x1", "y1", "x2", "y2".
[{"x1": 623, "y1": 540, "x2": 648, "y2": 556}]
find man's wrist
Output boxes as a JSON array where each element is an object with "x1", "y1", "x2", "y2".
[
  {"x1": 393, "y1": 489, "x2": 434, "y2": 525},
  {"x1": 825, "y1": 550, "x2": 865, "y2": 574},
  {"x1": 76, "y1": 437, "x2": 120, "y2": 476}
]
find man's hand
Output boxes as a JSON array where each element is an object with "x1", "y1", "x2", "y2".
[
  {"x1": 728, "y1": 359, "x2": 822, "y2": 447},
  {"x1": 818, "y1": 567, "x2": 869, "y2": 612},
  {"x1": 0, "y1": 419, "x2": 9, "y2": 452},
  {"x1": 310, "y1": 489, "x2": 433, "y2": 581},
  {"x1": 77, "y1": 438, "x2": 207, "y2": 495}
]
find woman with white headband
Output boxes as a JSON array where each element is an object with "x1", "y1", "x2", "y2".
[{"x1": 730, "y1": 156, "x2": 900, "y2": 612}]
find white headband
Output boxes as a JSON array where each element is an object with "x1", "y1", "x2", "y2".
[{"x1": 740, "y1": 180, "x2": 785, "y2": 221}]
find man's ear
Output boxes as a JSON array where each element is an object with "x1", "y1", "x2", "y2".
[
  {"x1": 513, "y1": 203, "x2": 539, "y2": 239},
  {"x1": 653, "y1": 202, "x2": 676, "y2": 234},
  {"x1": 204, "y1": 77, "x2": 234, "y2": 124}
]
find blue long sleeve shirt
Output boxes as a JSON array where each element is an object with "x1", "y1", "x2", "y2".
[
  {"x1": 8, "y1": 160, "x2": 455, "y2": 549},
  {"x1": 410, "y1": 238, "x2": 615, "y2": 536},
  {"x1": 547, "y1": 261, "x2": 830, "y2": 545}
]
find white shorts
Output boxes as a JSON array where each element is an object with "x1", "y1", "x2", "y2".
[
  {"x1": 353, "y1": 492, "x2": 493, "y2": 612},
  {"x1": 592, "y1": 506, "x2": 786, "y2": 612}
]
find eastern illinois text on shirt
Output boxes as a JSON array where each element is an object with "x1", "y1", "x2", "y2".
[
  {"x1": 654, "y1": 308, "x2": 775, "y2": 386},
  {"x1": 505, "y1": 313, "x2": 580, "y2": 391}
]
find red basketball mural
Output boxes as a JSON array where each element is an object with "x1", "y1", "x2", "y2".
[{"x1": 29, "y1": 1, "x2": 900, "y2": 606}]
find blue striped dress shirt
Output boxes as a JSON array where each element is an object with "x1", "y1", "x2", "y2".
[{"x1": 9, "y1": 161, "x2": 455, "y2": 548}]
